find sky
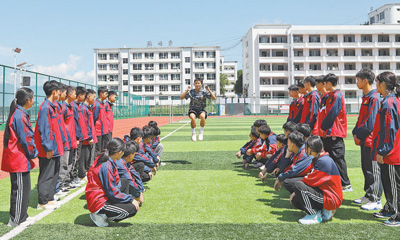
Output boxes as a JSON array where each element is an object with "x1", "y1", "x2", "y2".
[{"x1": 0, "y1": 0, "x2": 393, "y2": 84}]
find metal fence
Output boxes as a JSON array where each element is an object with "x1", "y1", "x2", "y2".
[{"x1": 0, "y1": 64, "x2": 149, "y2": 127}]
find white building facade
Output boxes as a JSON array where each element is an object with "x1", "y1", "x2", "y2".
[
  {"x1": 369, "y1": 3, "x2": 400, "y2": 24},
  {"x1": 242, "y1": 24, "x2": 400, "y2": 113},
  {"x1": 94, "y1": 46, "x2": 221, "y2": 105},
  {"x1": 220, "y1": 57, "x2": 238, "y2": 98}
]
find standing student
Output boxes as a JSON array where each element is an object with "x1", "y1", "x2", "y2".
[
  {"x1": 2, "y1": 88, "x2": 38, "y2": 227},
  {"x1": 352, "y1": 69, "x2": 382, "y2": 211},
  {"x1": 104, "y1": 90, "x2": 117, "y2": 146},
  {"x1": 85, "y1": 138, "x2": 139, "y2": 227},
  {"x1": 315, "y1": 75, "x2": 329, "y2": 139},
  {"x1": 300, "y1": 76, "x2": 320, "y2": 135},
  {"x1": 35, "y1": 80, "x2": 66, "y2": 209},
  {"x1": 287, "y1": 84, "x2": 303, "y2": 123},
  {"x1": 93, "y1": 86, "x2": 109, "y2": 154},
  {"x1": 320, "y1": 74, "x2": 352, "y2": 192},
  {"x1": 371, "y1": 72, "x2": 400, "y2": 227},
  {"x1": 180, "y1": 78, "x2": 216, "y2": 141}
]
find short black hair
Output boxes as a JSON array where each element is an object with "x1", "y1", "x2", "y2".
[
  {"x1": 76, "y1": 86, "x2": 87, "y2": 97},
  {"x1": 123, "y1": 141, "x2": 139, "y2": 158},
  {"x1": 356, "y1": 69, "x2": 375, "y2": 85},
  {"x1": 98, "y1": 86, "x2": 109, "y2": 95},
  {"x1": 43, "y1": 80, "x2": 60, "y2": 96},
  {"x1": 258, "y1": 124, "x2": 271, "y2": 135},
  {"x1": 66, "y1": 86, "x2": 76, "y2": 96},
  {"x1": 142, "y1": 126, "x2": 154, "y2": 139},
  {"x1": 315, "y1": 75, "x2": 325, "y2": 83},
  {"x1": 152, "y1": 126, "x2": 161, "y2": 136},
  {"x1": 253, "y1": 119, "x2": 267, "y2": 128},
  {"x1": 305, "y1": 136, "x2": 324, "y2": 154},
  {"x1": 108, "y1": 91, "x2": 118, "y2": 97},
  {"x1": 297, "y1": 81, "x2": 305, "y2": 88},
  {"x1": 85, "y1": 89, "x2": 96, "y2": 99},
  {"x1": 288, "y1": 131, "x2": 305, "y2": 148},
  {"x1": 283, "y1": 121, "x2": 296, "y2": 133},
  {"x1": 130, "y1": 127, "x2": 143, "y2": 140},
  {"x1": 194, "y1": 78, "x2": 203, "y2": 84},
  {"x1": 323, "y1": 73, "x2": 338, "y2": 86},
  {"x1": 250, "y1": 126, "x2": 260, "y2": 139},
  {"x1": 276, "y1": 134, "x2": 287, "y2": 145},
  {"x1": 148, "y1": 121, "x2": 158, "y2": 127},
  {"x1": 288, "y1": 84, "x2": 299, "y2": 91},
  {"x1": 304, "y1": 76, "x2": 316, "y2": 87},
  {"x1": 295, "y1": 123, "x2": 311, "y2": 138},
  {"x1": 59, "y1": 83, "x2": 68, "y2": 92}
]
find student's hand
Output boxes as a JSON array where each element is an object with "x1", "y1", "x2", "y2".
[
  {"x1": 353, "y1": 135, "x2": 361, "y2": 146},
  {"x1": 289, "y1": 192, "x2": 296, "y2": 205},
  {"x1": 149, "y1": 172, "x2": 153, "y2": 180},
  {"x1": 319, "y1": 129, "x2": 327, "y2": 138},
  {"x1": 76, "y1": 140, "x2": 80, "y2": 146},
  {"x1": 186, "y1": 86, "x2": 191, "y2": 91},
  {"x1": 274, "y1": 178, "x2": 283, "y2": 192},
  {"x1": 151, "y1": 167, "x2": 157, "y2": 175},
  {"x1": 376, "y1": 154, "x2": 384, "y2": 164},
  {"x1": 255, "y1": 152, "x2": 262, "y2": 160},
  {"x1": 46, "y1": 150, "x2": 54, "y2": 159},
  {"x1": 246, "y1": 149, "x2": 252, "y2": 155},
  {"x1": 157, "y1": 156, "x2": 161, "y2": 162},
  {"x1": 267, "y1": 154, "x2": 273, "y2": 159},
  {"x1": 156, "y1": 162, "x2": 159, "y2": 168},
  {"x1": 136, "y1": 192, "x2": 144, "y2": 205},
  {"x1": 205, "y1": 85, "x2": 210, "y2": 91},
  {"x1": 236, "y1": 151, "x2": 242, "y2": 158},
  {"x1": 132, "y1": 199, "x2": 140, "y2": 211},
  {"x1": 272, "y1": 168, "x2": 280, "y2": 176},
  {"x1": 89, "y1": 139, "x2": 94, "y2": 145}
]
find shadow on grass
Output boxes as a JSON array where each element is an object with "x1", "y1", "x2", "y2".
[
  {"x1": 334, "y1": 199, "x2": 377, "y2": 221},
  {"x1": 28, "y1": 185, "x2": 39, "y2": 208},
  {"x1": 270, "y1": 209, "x2": 303, "y2": 223},
  {"x1": 162, "y1": 160, "x2": 192, "y2": 165},
  {"x1": 0, "y1": 211, "x2": 9, "y2": 224},
  {"x1": 74, "y1": 214, "x2": 132, "y2": 227}
]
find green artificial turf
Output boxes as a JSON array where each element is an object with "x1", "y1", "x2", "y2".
[{"x1": 1, "y1": 116, "x2": 396, "y2": 239}]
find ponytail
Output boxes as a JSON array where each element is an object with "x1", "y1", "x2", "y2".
[
  {"x1": 396, "y1": 83, "x2": 400, "y2": 98},
  {"x1": 95, "y1": 138, "x2": 125, "y2": 167},
  {"x1": 3, "y1": 99, "x2": 18, "y2": 148}
]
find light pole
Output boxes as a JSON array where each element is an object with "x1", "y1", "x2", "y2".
[{"x1": 12, "y1": 48, "x2": 21, "y2": 96}]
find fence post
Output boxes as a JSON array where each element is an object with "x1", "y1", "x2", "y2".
[
  {"x1": 35, "y1": 73, "x2": 38, "y2": 119},
  {"x1": 2, "y1": 66, "x2": 5, "y2": 123}
]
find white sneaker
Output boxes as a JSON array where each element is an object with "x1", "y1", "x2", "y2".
[
  {"x1": 90, "y1": 213, "x2": 109, "y2": 227},
  {"x1": 259, "y1": 165, "x2": 265, "y2": 170},
  {"x1": 361, "y1": 201, "x2": 383, "y2": 211},
  {"x1": 354, "y1": 196, "x2": 369, "y2": 205},
  {"x1": 254, "y1": 162, "x2": 264, "y2": 168},
  {"x1": 298, "y1": 211, "x2": 322, "y2": 225},
  {"x1": 192, "y1": 133, "x2": 197, "y2": 142},
  {"x1": 55, "y1": 191, "x2": 68, "y2": 197},
  {"x1": 198, "y1": 131, "x2": 204, "y2": 141},
  {"x1": 37, "y1": 202, "x2": 59, "y2": 210}
]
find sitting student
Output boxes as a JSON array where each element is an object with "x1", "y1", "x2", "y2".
[
  {"x1": 143, "y1": 126, "x2": 160, "y2": 168},
  {"x1": 85, "y1": 138, "x2": 139, "y2": 227},
  {"x1": 290, "y1": 136, "x2": 343, "y2": 225},
  {"x1": 255, "y1": 125, "x2": 278, "y2": 168},
  {"x1": 259, "y1": 134, "x2": 287, "y2": 182},
  {"x1": 274, "y1": 131, "x2": 313, "y2": 194},
  {"x1": 295, "y1": 123, "x2": 311, "y2": 140},
  {"x1": 129, "y1": 127, "x2": 155, "y2": 182},
  {"x1": 148, "y1": 121, "x2": 163, "y2": 157},
  {"x1": 272, "y1": 121, "x2": 297, "y2": 176},
  {"x1": 115, "y1": 141, "x2": 144, "y2": 204},
  {"x1": 236, "y1": 126, "x2": 259, "y2": 169},
  {"x1": 247, "y1": 124, "x2": 270, "y2": 168},
  {"x1": 246, "y1": 120, "x2": 267, "y2": 167}
]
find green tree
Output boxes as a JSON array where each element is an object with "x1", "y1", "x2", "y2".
[
  {"x1": 220, "y1": 74, "x2": 229, "y2": 95},
  {"x1": 234, "y1": 70, "x2": 243, "y2": 95}
]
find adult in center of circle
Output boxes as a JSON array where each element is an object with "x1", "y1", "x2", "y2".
[{"x1": 180, "y1": 78, "x2": 216, "y2": 141}]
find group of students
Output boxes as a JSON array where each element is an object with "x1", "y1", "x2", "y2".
[
  {"x1": 237, "y1": 70, "x2": 400, "y2": 226},
  {"x1": 1, "y1": 81, "x2": 118, "y2": 227}
]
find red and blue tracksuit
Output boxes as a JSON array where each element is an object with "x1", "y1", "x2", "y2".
[
  {"x1": 62, "y1": 101, "x2": 78, "y2": 149},
  {"x1": 80, "y1": 103, "x2": 97, "y2": 145},
  {"x1": 85, "y1": 157, "x2": 133, "y2": 213},
  {"x1": 287, "y1": 95, "x2": 304, "y2": 123},
  {"x1": 240, "y1": 139, "x2": 257, "y2": 163},
  {"x1": 278, "y1": 145, "x2": 313, "y2": 182},
  {"x1": 2, "y1": 105, "x2": 38, "y2": 172},
  {"x1": 151, "y1": 136, "x2": 161, "y2": 150},
  {"x1": 144, "y1": 142, "x2": 159, "y2": 164},
  {"x1": 317, "y1": 91, "x2": 330, "y2": 137},
  {"x1": 302, "y1": 152, "x2": 343, "y2": 210},
  {"x1": 55, "y1": 101, "x2": 70, "y2": 151},
  {"x1": 114, "y1": 158, "x2": 143, "y2": 198},
  {"x1": 264, "y1": 145, "x2": 286, "y2": 173},
  {"x1": 93, "y1": 99, "x2": 109, "y2": 137},
  {"x1": 72, "y1": 101, "x2": 83, "y2": 141},
  {"x1": 300, "y1": 90, "x2": 320, "y2": 135},
  {"x1": 320, "y1": 89, "x2": 347, "y2": 138},
  {"x1": 132, "y1": 141, "x2": 155, "y2": 168},
  {"x1": 105, "y1": 101, "x2": 114, "y2": 134}
]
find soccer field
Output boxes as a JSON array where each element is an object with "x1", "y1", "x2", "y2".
[{"x1": 0, "y1": 116, "x2": 396, "y2": 239}]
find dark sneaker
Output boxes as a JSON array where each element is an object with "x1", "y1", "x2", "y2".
[
  {"x1": 373, "y1": 211, "x2": 391, "y2": 218},
  {"x1": 383, "y1": 219, "x2": 400, "y2": 227}
]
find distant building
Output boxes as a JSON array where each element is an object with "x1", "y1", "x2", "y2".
[
  {"x1": 220, "y1": 57, "x2": 238, "y2": 98},
  {"x1": 369, "y1": 3, "x2": 400, "y2": 24}
]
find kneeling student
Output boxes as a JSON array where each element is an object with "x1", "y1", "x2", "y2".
[
  {"x1": 290, "y1": 136, "x2": 343, "y2": 225},
  {"x1": 236, "y1": 126, "x2": 259, "y2": 169},
  {"x1": 85, "y1": 138, "x2": 139, "y2": 227}
]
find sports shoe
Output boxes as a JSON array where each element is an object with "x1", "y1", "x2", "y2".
[
  {"x1": 78, "y1": 177, "x2": 87, "y2": 185},
  {"x1": 90, "y1": 213, "x2": 109, "y2": 227},
  {"x1": 7, "y1": 218, "x2": 18, "y2": 227},
  {"x1": 68, "y1": 182, "x2": 80, "y2": 188},
  {"x1": 373, "y1": 211, "x2": 391, "y2": 218},
  {"x1": 259, "y1": 165, "x2": 265, "y2": 170},
  {"x1": 198, "y1": 131, "x2": 204, "y2": 141},
  {"x1": 254, "y1": 162, "x2": 264, "y2": 168},
  {"x1": 298, "y1": 211, "x2": 322, "y2": 225},
  {"x1": 37, "y1": 202, "x2": 59, "y2": 210},
  {"x1": 55, "y1": 191, "x2": 68, "y2": 197},
  {"x1": 383, "y1": 218, "x2": 400, "y2": 227},
  {"x1": 321, "y1": 209, "x2": 333, "y2": 221},
  {"x1": 342, "y1": 185, "x2": 353, "y2": 192},
  {"x1": 192, "y1": 133, "x2": 197, "y2": 142},
  {"x1": 353, "y1": 196, "x2": 369, "y2": 205},
  {"x1": 361, "y1": 201, "x2": 382, "y2": 211}
]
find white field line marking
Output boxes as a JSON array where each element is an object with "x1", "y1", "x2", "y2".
[{"x1": 1, "y1": 121, "x2": 189, "y2": 240}]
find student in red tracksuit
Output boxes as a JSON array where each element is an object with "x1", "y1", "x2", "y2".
[
  {"x1": 300, "y1": 76, "x2": 320, "y2": 135},
  {"x1": 93, "y1": 86, "x2": 109, "y2": 154},
  {"x1": 352, "y1": 69, "x2": 382, "y2": 210},
  {"x1": 86, "y1": 138, "x2": 139, "y2": 227},
  {"x1": 35, "y1": 80, "x2": 66, "y2": 209},
  {"x1": 291, "y1": 136, "x2": 343, "y2": 225},
  {"x1": 320, "y1": 73, "x2": 352, "y2": 192},
  {"x1": 371, "y1": 71, "x2": 400, "y2": 227},
  {"x1": 315, "y1": 75, "x2": 329, "y2": 138},
  {"x1": 2, "y1": 88, "x2": 38, "y2": 227},
  {"x1": 104, "y1": 90, "x2": 117, "y2": 146},
  {"x1": 287, "y1": 84, "x2": 303, "y2": 123}
]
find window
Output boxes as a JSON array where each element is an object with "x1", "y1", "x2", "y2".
[
  {"x1": 145, "y1": 53, "x2": 154, "y2": 59},
  {"x1": 207, "y1": 62, "x2": 215, "y2": 69},
  {"x1": 148, "y1": 97, "x2": 154, "y2": 100},
  {"x1": 327, "y1": 63, "x2": 339, "y2": 71},
  {"x1": 123, "y1": 69, "x2": 128, "y2": 75},
  {"x1": 145, "y1": 86, "x2": 154, "y2": 92},
  {"x1": 294, "y1": 49, "x2": 303, "y2": 57},
  {"x1": 109, "y1": 53, "x2": 119, "y2": 60},
  {"x1": 260, "y1": 78, "x2": 271, "y2": 85},
  {"x1": 171, "y1": 74, "x2": 180, "y2": 80},
  {"x1": 326, "y1": 49, "x2": 338, "y2": 56},
  {"x1": 272, "y1": 64, "x2": 287, "y2": 71},
  {"x1": 271, "y1": 50, "x2": 288, "y2": 57},
  {"x1": 159, "y1": 85, "x2": 168, "y2": 92},
  {"x1": 294, "y1": 63, "x2": 304, "y2": 71},
  {"x1": 159, "y1": 63, "x2": 168, "y2": 70},
  {"x1": 396, "y1": 35, "x2": 400, "y2": 42},
  {"x1": 259, "y1": 36, "x2": 270, "y2": 43},
  {"x1": 309, "y1": 35, "x2": 320, "y2": 43},
  {"x1": 195, "y1": 52, "x2": 204, "y2": 58},
  {"x1": 185, "y1": 68, "x2": 190, "y2": 74},
  {"x1": 195, "y1": 63, "x2": 204, "y2": 69},
  {"x1": 260, "y1": 50, "x2": 270, "y2": 57},
  {"x1": 145, "y1": 74, "x2": 154, "y2": 81},
  {"x1": 361, "y1": 35, "x2": 372, "y2": 42},
  {"x1": 362, "y1": 63, "x2": 373, "y2": 70},
  {"x1": 123, "y1": 80, "x2": 128, "y2": 85},
  {"x1": 309, "y1": 63, "x2": 321, "y2": 71},
  {"x1": 159, "y1": 74, "x2": 168, "y2": 80},
  {"x1": 379, "y1": 49, "x2": 390, "y2": 56},
  {"x1": 344, "y1": 63, "x2": 356, "y2": 70},
  {"x1": 98, "y1": 64, "x2": 107, "y2": 70},
  {"x1": 397, "y1": 63, "x2": 400, "y2": 70},
  {"x1": 185, "y1": 57, "x2": 190, "y2": 63},
  {"x1": 171, "y1": 63, "x2": 180, "y2": 70},
  {"x1": 293, "y1": 35, "x2": 303, "y2": 43},
  {"x1": 159, "y1": 96, "x2": 168, "y2": 101},
  {"x1": 309, "y1": 49, "x2": 321, "y2": 57},
  {"x1": 171, "y1": 52, "x2": 180, "y2": 59},
  {"x1": 370, "y1": 17, "x2": 375, "y2": 24},
  {"x1": 185, "y1": 79, "x2": 190, "y2": 85},
  {"x1": 133, "y1": 74, "x2": 142, "y2": 81},
  {"x1": 379, "y1": 11, "x2": 385, "y2": 20},
  {"x1": 109, "y1": 75, "x2": 118, "y2": 81},
  {"x1": 195, "y1": 73, "x2": 204, "y2": 79},
  {"x1": 379, "y1": 63, "x2": 390, "y2": 70},
  {"x1": 260, "y1": 64, "x2": 270, "y2": 71},
  {"x1": 271, "y1": 36, "x2": 287, "y2": 43},
  {"x1": 171, "y1": 85, "x2": 180, "y2": 91},
  {"x1": 133, "y1": 64, "x2": 142, "y2": 70},
  {"x1": 207, "y1": 73, "x2": 216, "y2": 80},
  {"x1": 110, "y1": 64, "x2": 118, "y2": 70},
  {"x1": 345, "y1": 91, "x2": 357, "y2": 98},
  {"x1": 172, "y1": 96, "x2": 180, "y2": 100},
  {"x1": 326, "y1": 35, "x2": 338, "y2": 43},
  {"x1": 208, "y1": 84, "x2": 216, "y2": 91},
  {"x1": 361, "y1": 49, "x2": 373, "y2": 56},
  {"x1": 133, "y1": 53, "x2": 142, "y2": 59},
  {"x1": 344, "y1": 49, "x2": 356, "y2": 56},
  {"x1": 343, "y1": 35, "x2": 355, "y2": 42},
  {"x1": 272, "y1": 78, "x2": 288, "y2": 85},
  {"x1": 98, "y1": 75, "x2": 106, "y2": 81},
  {"x1": 145, "y1": 64, "x2": 154, "y2": 70},
  {"x1": 123, "y1": 58, "x2": 128, "y2": 64},
  {"x1": 207, "y1": 51, "x2": 215, "y2": 58},
  {"x1": 378, "y1": 35, "x2": 390, "y2": 42},
  {"x1": 396, "y1": 49, "x2": 400, "y2": 56},
  {"x1": 98, "y1": 54, "x2": 107, "y2": 60},
  {"x1": 159, "y1": 52, "x2": 168, "y2": 59},
  {"x1": 110, "y1": 86, "x2": 118, "y2": 91}
]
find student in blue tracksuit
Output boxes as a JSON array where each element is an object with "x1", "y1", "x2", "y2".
[
  {"x1": 143, "y1": 126, "x2": 160, "y2": 168},
  {"x1": 148, "y1": 121, "x2": 163, "y2": 157},
  {"x1": 259, "y1": 134, "x2": 287, "y2": 182},
  {"x1": 271, "y1": 121, "x2": 297, "y2": 176},
  {"x1": 236, "y1": 127, "x2": 259, "y2": 169},
  {"x1": 129, "y1": 127, "x2": 154, "y2": 182},
  {"x1": 2, "y1": 88, "x2": 38, "y2": 227}
]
